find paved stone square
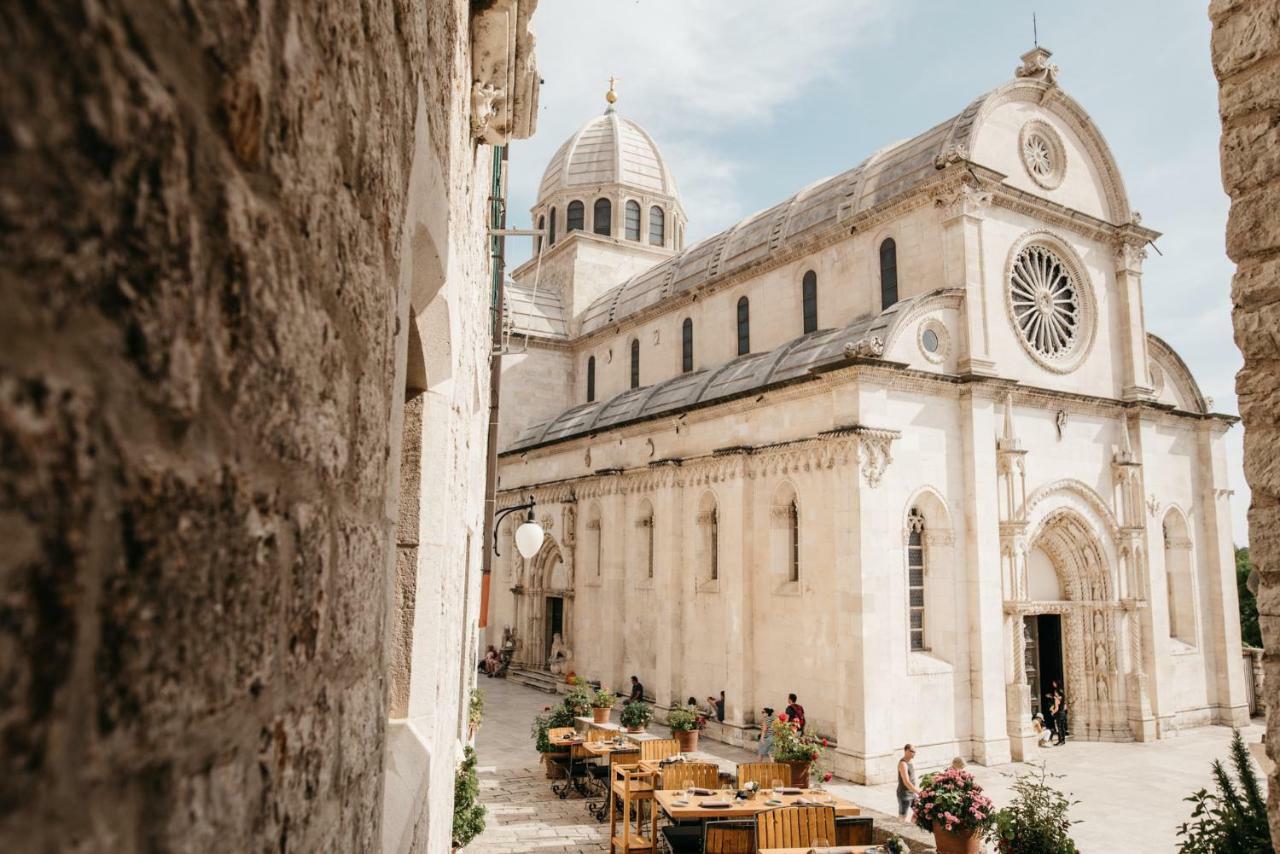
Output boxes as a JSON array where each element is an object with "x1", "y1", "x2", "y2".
[{"x1": 469, "y1": 678, "x2": 1266, "y2": 852}]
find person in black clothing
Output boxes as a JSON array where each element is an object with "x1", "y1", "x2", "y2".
[
  {"x1": 629, "y1": 675, "x2": 644, "y2": 703},
  {"x1": 1050, "y1": 680, "x2": 1068, "y2": 745},
  {"x1": 715, "y1": 690, "x2": 726, "y2": 722}
]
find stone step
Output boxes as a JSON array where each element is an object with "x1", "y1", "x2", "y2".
[{"x1": 507, "y1": 667, "x2": 559, "y2": 694}]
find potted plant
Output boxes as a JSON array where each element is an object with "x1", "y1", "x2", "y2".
[
  {"x1": 768, "y1": 713, "x2": 828, "y2": 789},
  {"x1": 620, "y1": 700, "x2": 653, "y2": 733},
  {"x1": 986, "y1": 763, "x2": 1079, "y2": 853},
  {"x1": 668, "y1": 706, "x2": 702, "y2": 752},
  {"x1": 531, "y1": 703, "x2": 576, "y2": 778},
  {"x1": 911, "y1": 767, "x2": 995, "y2": 854},
  {"x1": 451, "y1": 746, "x2": 486, "y2": 850},
  {"x1": 468, "y1": 687, "x2": 484, "y2": 740},
  {"x1": 563, "y1": 677, "x2": 593, "y2": 719},
  {"x1": 591, "y1": 686, "x2": 616, "y2": 723},
  {"x1": 883, "y1": 834, "x2": 909, "y2": 854}
]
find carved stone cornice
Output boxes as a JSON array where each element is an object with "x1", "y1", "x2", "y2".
[
  {"x1": 936, "y1": 181, "x2": 994, "y2": 223},
  {"x1": 469, "y1": 0, "x2": 540, "y2": 144}
]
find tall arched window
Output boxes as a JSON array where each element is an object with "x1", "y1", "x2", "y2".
[
  {"x1": 586, "y1": 356, "x2": 596, "y2": 403},
  {"x1": 736, "y1": 296, "x2": 750, "y2": 356},
  {"x1": 549, "y1": 207, "x2": 557, "y2": 245},
  {"x1": 681, "y1": 318, "x2": 694, "y2": 373},
  {"x1": 1164, "y1": 512, "x2": 1196, "y2": 645},
  {"x1": 649, "y1": 206, "x2": 665, "y2": 246},
  {"x1": 788, "y1": 500, "x2": 800, "y2": 582},
  {"x1": 567, "y1": 200, "x2": 584, "y2": 232},
  {"x1": 537, "y1": 214, "x2": 545, "y2": 252},
  {"x1": 629, "y1": 338, "x2": 640, "y2": 389},
  {"x1": 625, "y1": 200, "x2": 641, "y2": 240},
  {"x1": 907, "y1": 507, "x2": 926, "y2": 651},
  {"x1": 772, "y1": 485, "x2": 801, "y2": 584},
  {"x1": 588, "y1": 505, "x2": 602, "y2": 577},
  {"x1": 879, "y1": 237, "x2": 899, "y2": 309},
  {"x1": 802, "y1": 270, "x2": 818, "y2": 333},
  {"x1": 698, "y1": 493, "x2": 719, "y2": 582},
  {"x1": 593, "y1": 198, "x2": 612, "y2": 236}
]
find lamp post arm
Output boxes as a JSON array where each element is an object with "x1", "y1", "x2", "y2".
[{"x1": 492, "y1": 497, "x2": 536, "y2": 557}]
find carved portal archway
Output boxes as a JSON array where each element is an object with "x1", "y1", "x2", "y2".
[
  {"x1": 1017, "y1": 508, "x2": 1129, "y2": 741},
  {"x1": 516, "y1": 537, "x2": 572, "y2": 670}
]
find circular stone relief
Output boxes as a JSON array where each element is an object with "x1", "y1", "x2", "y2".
[
  {"x1": 1018, "y1": 120, "x2": 1066, "y2": 190},
  {"x1": 1005, "y1": 236, "x2": 1095, "y2": 373}
]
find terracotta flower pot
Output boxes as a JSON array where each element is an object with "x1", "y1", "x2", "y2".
[
  {"x1": 781, "y1": 760, "x2": 811, "y2": 788},
  {"x1": 675, "y1": 729, "x2": 699, "y2": 752},
  {"x1": 626, "y1": 725, "x2": 644, "y2": 733},
  {"x1": 932, "y1": 826, "x2": 980, "y2": 854},
  {"x1": 592, "y1": 706, "x2": 611, "y2": 724}
]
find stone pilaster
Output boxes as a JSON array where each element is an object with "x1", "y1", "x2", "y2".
[
  {"x1": 1113, "y1": 233, "x2": 1156, "y2": 401},
  {"x1": 938, "y1": 179, "x2": 997, "y2": 376}
]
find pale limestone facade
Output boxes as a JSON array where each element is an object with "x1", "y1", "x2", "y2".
[{"x1": 489, "y1": 50, "x2": 1249, "y2": 784}]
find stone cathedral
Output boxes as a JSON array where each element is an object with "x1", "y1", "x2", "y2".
[{"x1": 486, "y1": 49, "x2": 1249, "y2": 783}]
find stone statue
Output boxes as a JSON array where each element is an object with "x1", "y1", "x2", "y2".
[
  {"x1": 1096, "y1": 674, "x2": 1109, "y2": 701},
  {"x1": 548, "y1": 632, "x2": 572, "y2": 675}
]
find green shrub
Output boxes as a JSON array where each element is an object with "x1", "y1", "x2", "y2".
[
  {"x1": 592, "y1": 686, "x2": 616, "y2": 709},
  {"x1": 1177, "y1": 729, "x2": 1272, "y2": 853},
  {"x1": 667, "y1": 706, "x2": 699, "y2": 732},
  {"x1": 468, "y1": 687, "x2": 484, "y2": 731},
  {"x1": 563, "y1": 678, "x2": 593, "y2": 718},
  {"x1": 986, "y1": 764, "x2": 1079, "y2": 853},
  {"x1": 620, "y1": 700, "x2": 652, "y2": 730},
  {"x1": 530, "y1": 703, "x2": 576, "y2": 752},
  {"x1": 452, "y1": 746, "x2": 486, "y2": 849}
]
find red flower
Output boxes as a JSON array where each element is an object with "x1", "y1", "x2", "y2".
[
  {"x1": 777, "y1": 712, "x2": 789, "y2": 723},
  {"x1": 822, "y1": 738, "x2": 828, "y2": 747},
  {"x1": 822, "y1": 771, "x2": 833, "y2": 783},
  {"x1": 543, "y1": 706, "x2": 551, "y2": 711}
]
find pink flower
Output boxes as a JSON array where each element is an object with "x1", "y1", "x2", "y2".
[{"x1": 822, "y1": 772, "x2": 833, "y2": 783}]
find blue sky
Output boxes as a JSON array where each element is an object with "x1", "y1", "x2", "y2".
[{"x1": 506, "y1": 0, "x2": 1248, "y2": 543}]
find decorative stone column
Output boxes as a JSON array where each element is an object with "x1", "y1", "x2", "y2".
[
  {"x1": 937, "y1": 177, "x2": 997, "y2": 376},
  {"x1": 1113, "y1": 416, "x2": 1155, "y2": 739},
  {"x1": 996, "y1": 395, "x2": 1035, "y2": 759},
  {"x1": 1112, "y1": 232, "x2": 1156, "y2": 402}
]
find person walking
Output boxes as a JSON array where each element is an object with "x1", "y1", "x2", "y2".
[
  {"x1": 1051, "y1": 681, "x2": 1068, "y2": 745},
  {"x1": 758, "y1": 707, "x2": 776, "y2": 758},
  {"x1": 897, "y1": 744, "x2": 921, "y2": 820},
  {"x1": 1043, "y1": 689, "x2": 1060, "y2": 743},
  {"x1": 784, "y1": 692, "x2": 806, "y2": 734}
]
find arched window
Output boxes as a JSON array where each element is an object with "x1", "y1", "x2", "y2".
[
  {"x1": 588, "y1": 505, "x2": 602, "y2": 577},
  {"x1": 681, "y1": 318, "x2": 694, "y2": 373},
  {"x1": 879, "y1": 237, "x2": 898, "y2": 309},
  {"x1": 630, "y1": 338, "x2": 640, "y2": 389},
  {"x1": 1164, "y1": 512, "x2": 1196, "y2": 645},
  {"x1": 593, "y1": 198, "x2": 612, "y2": 236},
  {"x1": 736, "y1": 296, "x2": 750, "y2": 356},
  {"x1": 649, "y1": 206, "x2": 665, "y2": 246},
  {"x1": 625, "y1": 200, "x2": 641, "y2": 241},
  {"x1": 907, "y1": 507, "x2": 926, "y2": 651},
  {"x1": 698, "y1": 493, "x2": 719, "y2": 582},
  {"x1": 567, "y1": 200, "x2": 584, "y2": 232},
  {"x1": 802, "y1": 270, "x2": 818, "y2": 333},
  {"x1": 537, "y1": 214, "x2": 545, "y2": 252},
  {"x1": 637, "y1": 502, "x2": 655, "y2": 580},
  {"x1": 788, "y1": 500, "x2": 800, "y2": 582},
  {"x1": 586, "y1": 356, "x2": 596, "y2": 403},
  {"x1": 549, "y1": 207, "x2": 557, "y2": 245}
]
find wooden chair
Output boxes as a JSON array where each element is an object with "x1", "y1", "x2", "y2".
[
  {"x1": 609, "y1": 765, "x2": 658, "y2": 852},
  {"x1": 588, "y1": 747, "x2": 640, "y2": 822},
  {"x1": 836, "y1": 815, "x2": 874, "y2": 845},
  {"x1": 754, "y1": 805, "x2": 837, "y2": 849},
  {"x1": 554, "y1": 729, "x2": 606, "y2": 799},
  {"x1": 659, "y1": 762, "x2": 719, "y2": 791},
  {"x1": 544, "y1": 727, "x2": 577, "y2": 777},
  {"x1": 735, "y1": 762, "x2": 791, "y2": 788},
  {"x1": 640, "y1": 738, "x2": 679, "y2": 762},
  {"x1": 587, "y1": 727, "x2": 611, "y2": 742},
  {"x1": 701, "y1": 819, "x2": 755, "y2": 854}
]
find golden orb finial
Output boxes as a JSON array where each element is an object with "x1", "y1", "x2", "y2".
[{"x1": 605, "y1": 76, "x2": 619, "y2": 106}]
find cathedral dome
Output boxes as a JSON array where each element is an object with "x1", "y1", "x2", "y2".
[{"x1": 537, "y1": 111, "x2": 679, "y2": 202}]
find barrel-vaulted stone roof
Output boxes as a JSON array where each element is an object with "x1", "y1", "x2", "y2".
[{"x1": 505, "y1": 296, "x2": 921, "y2": 452}]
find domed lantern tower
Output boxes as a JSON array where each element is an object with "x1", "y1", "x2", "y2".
[{"x1": 512, "y1": 79, "x2": 686, "y2": 325}]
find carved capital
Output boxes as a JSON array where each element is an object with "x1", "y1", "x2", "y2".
[
  {"x1": 936, "y1": 183, "x2": 993, "y2": 222},
  {"x1": 1113, "y1": 239, "x2": 1147, "y2": 274},
  {"x1": 470, "y1": 0, "x2": 540, "y2": 144}
]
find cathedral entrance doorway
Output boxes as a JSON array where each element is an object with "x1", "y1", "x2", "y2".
[
  {"x1": 1018, "y1": 507, "x2": 1129, "y2": 741},
  {"x1": 1024, "y1": 614, "x2": 1063, "y2": 718},
  {"x1": 544, "y1": 596, "x2": 564, "y2": 667}
]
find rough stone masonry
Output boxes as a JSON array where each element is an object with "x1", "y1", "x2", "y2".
[
  {"x1": 0, "y1": 1, "x2": 487, "y2": 850},
  {"x1": 1212, "y1": 0, "x2": 1280, "y2": 845}
]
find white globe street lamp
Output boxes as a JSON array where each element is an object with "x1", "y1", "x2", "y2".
[{"x1": 492, "y1": 495, "x2": 546, "y2": 559}]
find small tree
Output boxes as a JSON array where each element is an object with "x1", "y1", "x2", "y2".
[
  {"x1": 452, "y1": 746, "x2": 486, "y2": 849},
  {"x1": 986, "y1": 763, "x2": 1080, "y2": 853},
  {"x1": 1236, "y1": 547, "x2": 1261, "y2": 648},
  {"x1": 1177, "y1": 729, "x2": 1272, "y2": 853}
]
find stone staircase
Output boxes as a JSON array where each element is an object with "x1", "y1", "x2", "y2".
[{"x1": 506, "y1": 667, "x2": 560, "y2": 694}]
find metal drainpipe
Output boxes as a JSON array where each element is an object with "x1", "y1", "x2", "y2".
[{"x1": 480, "y1": 144, "x2": 508, "y2": 600}]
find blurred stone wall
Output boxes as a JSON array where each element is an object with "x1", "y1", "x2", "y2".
[
  {"x1": 0, "y1": 1, "x2": 484, "y2": 850},
  {"x1": 1211, "y1": 0, "x2": 1280, "y2": 844}
]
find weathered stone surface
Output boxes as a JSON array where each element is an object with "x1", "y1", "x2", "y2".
[
  {"x1": 1214, "y1": 1, "x2": 1280, "y2": 845},
  {"x1": 0, "y1": 0, "x2": 490, "y2": 851}
]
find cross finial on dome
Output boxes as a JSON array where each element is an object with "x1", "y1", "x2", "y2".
[
  {"x1": 1015, "y1": 46, "x2": 1059, "y2": 85},
  {"x1": 605, "y1": 76, "x2": 618, "y2": 112}
]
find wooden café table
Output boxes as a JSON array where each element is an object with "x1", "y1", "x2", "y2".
[{"x1": 653, "y1": 788, "x2": 861, "y2": 822}]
